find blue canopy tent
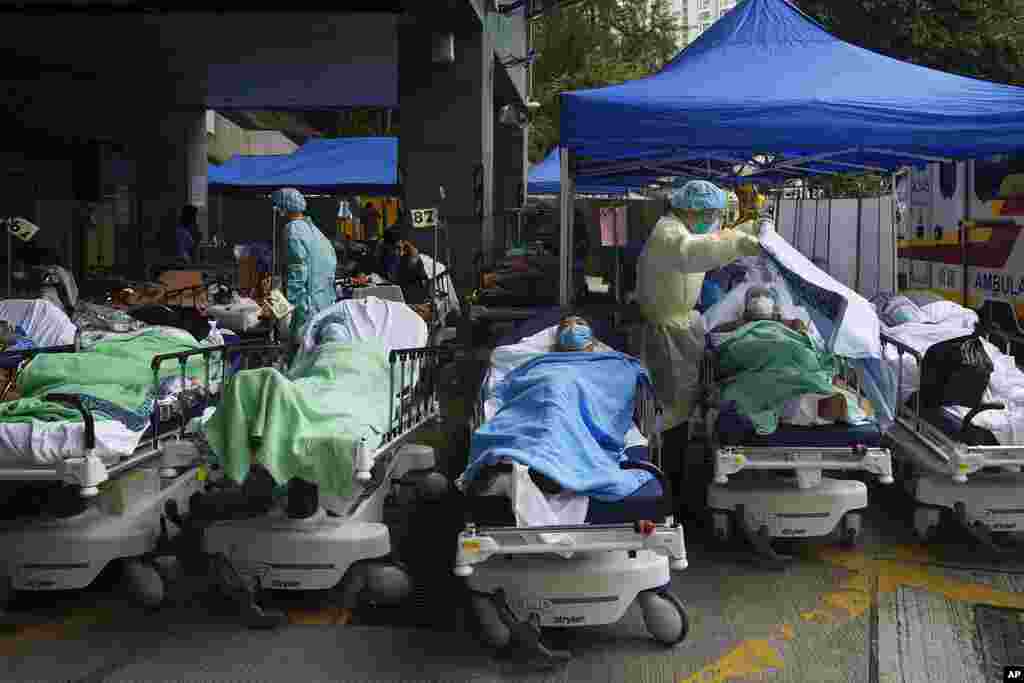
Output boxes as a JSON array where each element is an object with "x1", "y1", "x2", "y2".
[
  {"x1": 528, "y1": 148, "x2": 799, "y2": 196},
  {"x1": 555, "y1": 0, "x2": 1024, "y2": 305},
  {"x1": 209, "y1": 137, "x2": 400, "y2": 285},
  {"x1": 209, "y1": 137, "x2": 400, "y2": 196},
  {"x1": 528, "y1": 147, "x2": 651, "y2": 196}
]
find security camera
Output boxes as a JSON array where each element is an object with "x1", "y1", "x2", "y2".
[{"x1": 498, "y1": 104, "x2": 530, "y2": 128}]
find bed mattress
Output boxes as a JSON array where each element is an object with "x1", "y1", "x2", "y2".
[
  {"x1": 716, "y1": 411, "x2": 884, "y2": 448},
  {"x1": 0, "y1": 400, "x2": 211, "y2": 468},
  {"x1": 883, "y1": 319, "x2": 1024, "y2": 446},
  {"x1": 466, "y1": 446, "x2": 667, "y2": 527}
]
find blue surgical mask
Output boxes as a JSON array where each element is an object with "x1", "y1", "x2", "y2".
[
  {"x1": 692, "y1": 219, "x2": 720, "y2": 235},
  {"x1": 558, "y1": 324, "x2": 592, "y2": 351}
]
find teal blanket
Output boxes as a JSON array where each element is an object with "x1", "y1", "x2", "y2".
[
  {"x1": 203, "y1": 338, "x2": 394, "y2": 500},
  {"x1": 718, "y1": 320, "x2": 840, "y2": 435},
  {"x1": 1, "y1": 329, "x2": 207, "y2": 430}
]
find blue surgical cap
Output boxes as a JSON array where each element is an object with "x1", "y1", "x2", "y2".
[
  {"x1": 670, "y1": 180, "x2": 727, "y2": 211},
  {"x1": 271, "y1": 188, "x2": 307, "y2": 214}
]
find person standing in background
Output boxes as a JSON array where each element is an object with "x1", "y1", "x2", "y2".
[
  {"x1": 174, "y1": 205, "x2": 200, "y2": 265},
  {"x1": 271, "y1": 188, "x2": 337, "y2": 340},
  {"x1": 363, "y1": 201, "x2": 381, "y2": 239}
]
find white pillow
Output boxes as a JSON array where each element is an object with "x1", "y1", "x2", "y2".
[{"x1": 921, "y1": 300, "x2": 978, "y2": 328}]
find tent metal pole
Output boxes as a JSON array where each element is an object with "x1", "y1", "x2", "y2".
[
  {"x1": 891, "y1": 172, "x2": 898, "y2": 292},
  {"x1": 559, "y1": 146, "x2": 574, "y2": 307},
  {"x1": 770, "y1": 192, "x2": 778, "y2": 235},
  {"x1": 825, "y1": 195, "x2": 832, "y2": 274},
  {"x1": 795, "y1": 197, "x2": 802, "y2": 251},
  {"x1": 855, "y1": 196, "x2": 863, "y2": 293},
  {"x1": 812, "y1": 195, "x2": 819, "y2": 264},
  {"x1": 962, "y1": 161, "x2": 971, "y2": 307},
  {"x1": 877, "y1": 194, "x2": 883, "y2": 295},
  {"x1": 6, "y1": 226, "x2": 11, "y2": 297}
]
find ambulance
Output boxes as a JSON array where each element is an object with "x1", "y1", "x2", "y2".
[{"x1": 897, "y1": 153, "x2": 1024, "y2": 333}]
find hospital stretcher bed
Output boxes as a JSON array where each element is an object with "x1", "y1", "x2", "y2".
[
  {"x1": 164, "y1": 298, "x2": 448, "y2": 628},
  {"x1": 455, "y1": 311, "x2": 687, "y2": 664},
  {"x1": 881, "y1": 325, "x2": 1024, "y2": 549},
  {"x1": 700, "y1": 347, "x2": 894, "y2": 561},
  {"x1": 0, "y1": 337, "x2": 263, "y2": 609}
]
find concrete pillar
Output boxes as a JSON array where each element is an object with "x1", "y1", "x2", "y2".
[
  {"x1": 134, "y1": 108, "x2": 208, "y2": 274},
  {"x1": 398, "y1": 9, "x2": 492, "y2": 288},
  {"x1": 493, "y1": 118, "x2": 525, "y2": 249}
]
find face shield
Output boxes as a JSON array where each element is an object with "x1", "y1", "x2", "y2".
[{"x1": 669, "y1": 180, "x2": 727, "y2": 234}]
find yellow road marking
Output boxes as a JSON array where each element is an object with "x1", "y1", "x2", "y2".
[
  {"x1": 0, "y1": 606, "x2": 119, "y2": 657},
  {"x1": 681, "y1": 544, "x2": 1024, "y2": 683},
  {"x1": 285, "y1": 606, "x2": 352, "y2": 626}
]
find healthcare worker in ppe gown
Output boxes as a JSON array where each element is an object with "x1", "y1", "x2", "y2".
[
  {"x1": 633, "y1": 179, "x2": 765, "y2": 502},
  {"x1": 271, "y1": 188, "x2": 338, "y2": 340}
]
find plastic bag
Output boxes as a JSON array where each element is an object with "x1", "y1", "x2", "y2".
[{"x1": 919, "y1": 333, "x2": 993, "y2": 410}]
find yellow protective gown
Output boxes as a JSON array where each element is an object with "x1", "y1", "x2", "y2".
[{"x1": 633, "y1": 215, "x2": 762, "y2": 431}]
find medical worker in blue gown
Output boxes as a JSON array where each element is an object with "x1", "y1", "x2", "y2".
[
  {"x1": 271, "y1": 188, "x2": 338, "y2": 340},
  {"x1": 633, "y1": 179, "x2": 766, "y2": 506}
]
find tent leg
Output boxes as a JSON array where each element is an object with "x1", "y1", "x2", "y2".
[
  {"x1": 855, "y1": 196, "x2": 863, "y2": 293},
  {"x1": 559, "y1": 147, "x2": 575, "y2": 307}
]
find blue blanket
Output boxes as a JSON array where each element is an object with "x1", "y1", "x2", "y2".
[{"x1": 464, "y1": 352, "x2": 654, "y2": 502}]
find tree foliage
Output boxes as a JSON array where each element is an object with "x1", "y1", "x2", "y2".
[
  {"x1": 528, "y1": 0, "x2": 681, "y2": 163},
  {"x1": 794, "y1": 0, "x2": 1024, "y2": 87},
  {"x1": 793, "y1": 0, "x2": 1024, "y2": 196}
]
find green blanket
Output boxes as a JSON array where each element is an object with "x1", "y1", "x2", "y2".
[
  {"x1": 1, "y1": 330, "x2": 207, "y2": 430},
  {"x1": 718, "y1": 320, "x2": 840, "y2": 435},
  {"x1": 203, "y1": 338, "x2": 394, "y2": 500}
]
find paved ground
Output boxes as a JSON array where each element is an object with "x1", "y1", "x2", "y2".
[{"x1": 4, "y1": 474, "x2": 1024, "y2": 683}]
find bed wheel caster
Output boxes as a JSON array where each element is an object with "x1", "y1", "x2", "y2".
[
  {"x1": 123, "y1": 558, "x2": 165, "y2": 609},
  {"x1": 711, "y1": 511, "x2": 732, "y2": 544},
  {"x1": 735, "y1": 505, "x2": 791, "y2": 568},
  {"x1": 0, "y1": 574, "x2": 13, "y2": 612},
  {"x1": 954, "y1": 502, "x2": 1009, "y2": 554},
  {"x1": 209, "y1": 554, "x2": 286, "y2": 630},
  {"x1": 638, "y1": 589, "x2": 689, "y2": 646},
  {"x1": 471, "y1": 590, "x2": 571, "y2": 668},
  {"x1": 840, "y1": 512, "x2": 862, "y2": 548},
  {"x1": 913, "y1": 507, "x2": 941, "y2": 542}
]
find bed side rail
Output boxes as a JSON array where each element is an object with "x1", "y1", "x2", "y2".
[
  {"x1": 702, "y1": 342, "x2": 891, "y2": 488},
  {"x1": 985, "y1": 326, "x2": 1024, "y2": 362},
  {"x1": 0, "y1": 342, "x2": 80, "y2": 402},
  {"x1": 454, "y1": 518, "x2": 687, "y2": 576},
  {"x1": 882, "y1": 330, "x2": 1024, "y2": 482},
  {"x1": 349, "y1": 345, "x2": 446, "y2": 484},
  {"x1": 162, "y1": 283, "x2": 208, "y2": 308},
  {"x1": 714, "y1": 445, "x2": 893, "y2": 489},
  {"x1": 384, "y1": 346, "x2": 444, "y2": 440},
  {"x1": 149, "y1": 342, "x2": 288, "y2": 451}
]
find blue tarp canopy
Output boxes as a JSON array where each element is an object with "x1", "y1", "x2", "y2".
[
  {"x1": 528, "y1": 148, "x2": 651, "y2": 195},
  {"x1": 532, "y1": 148, "x2": 802, "y2": 194},
  {"x1": 561, "y1": 0, "x2": 1024, "y2": 181},
  {"x1": 209, "y1": 137, "x2": 400, "y2": 195}
]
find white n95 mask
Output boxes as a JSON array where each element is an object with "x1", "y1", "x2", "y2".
[{"x1": 747, "y1": 296, "x2": 774, "y2": 320}]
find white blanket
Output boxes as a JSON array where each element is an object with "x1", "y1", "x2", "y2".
[
  {"x1": 762, "y1": 231, "x2": 884, "y2": 361},
  {"x1": 417, "y1": 255, "x2": 461, "y2": 318},
  {"x1": 882, "y1": 303, "x2": 1024, "y2": 445},
  {"x1": 297, "y1": 297, "x2": 428, "y2": 363},
  {"x1": 0, "y1": 419, "x2": 146, "y2": 467},
  {"x1": 473, "y1": 324, "x2": 650, "y2": 529},
  {"x1": 0, "y1": 299, "x2": 76, "y2": 347}
]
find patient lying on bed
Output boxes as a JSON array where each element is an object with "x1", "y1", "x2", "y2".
[
  {"x1": 460, "y1": 314, "x2": 654, "y2": 530},
  {"x1": 710, "y1": 286, "x2": 866, "y2": 430}
]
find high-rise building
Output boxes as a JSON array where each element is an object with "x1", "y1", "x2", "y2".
[{"x1": 672, "y1": 0, "x2": 737, "y2": 46}]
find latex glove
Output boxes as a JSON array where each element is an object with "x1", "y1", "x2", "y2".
[{"x1": 736, "y1": 232, "x2": 761, "y2": 257}]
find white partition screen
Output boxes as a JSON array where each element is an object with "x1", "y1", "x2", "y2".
[{"x1": 775, "y1": 195, "x2": 896, "y2": 297}]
